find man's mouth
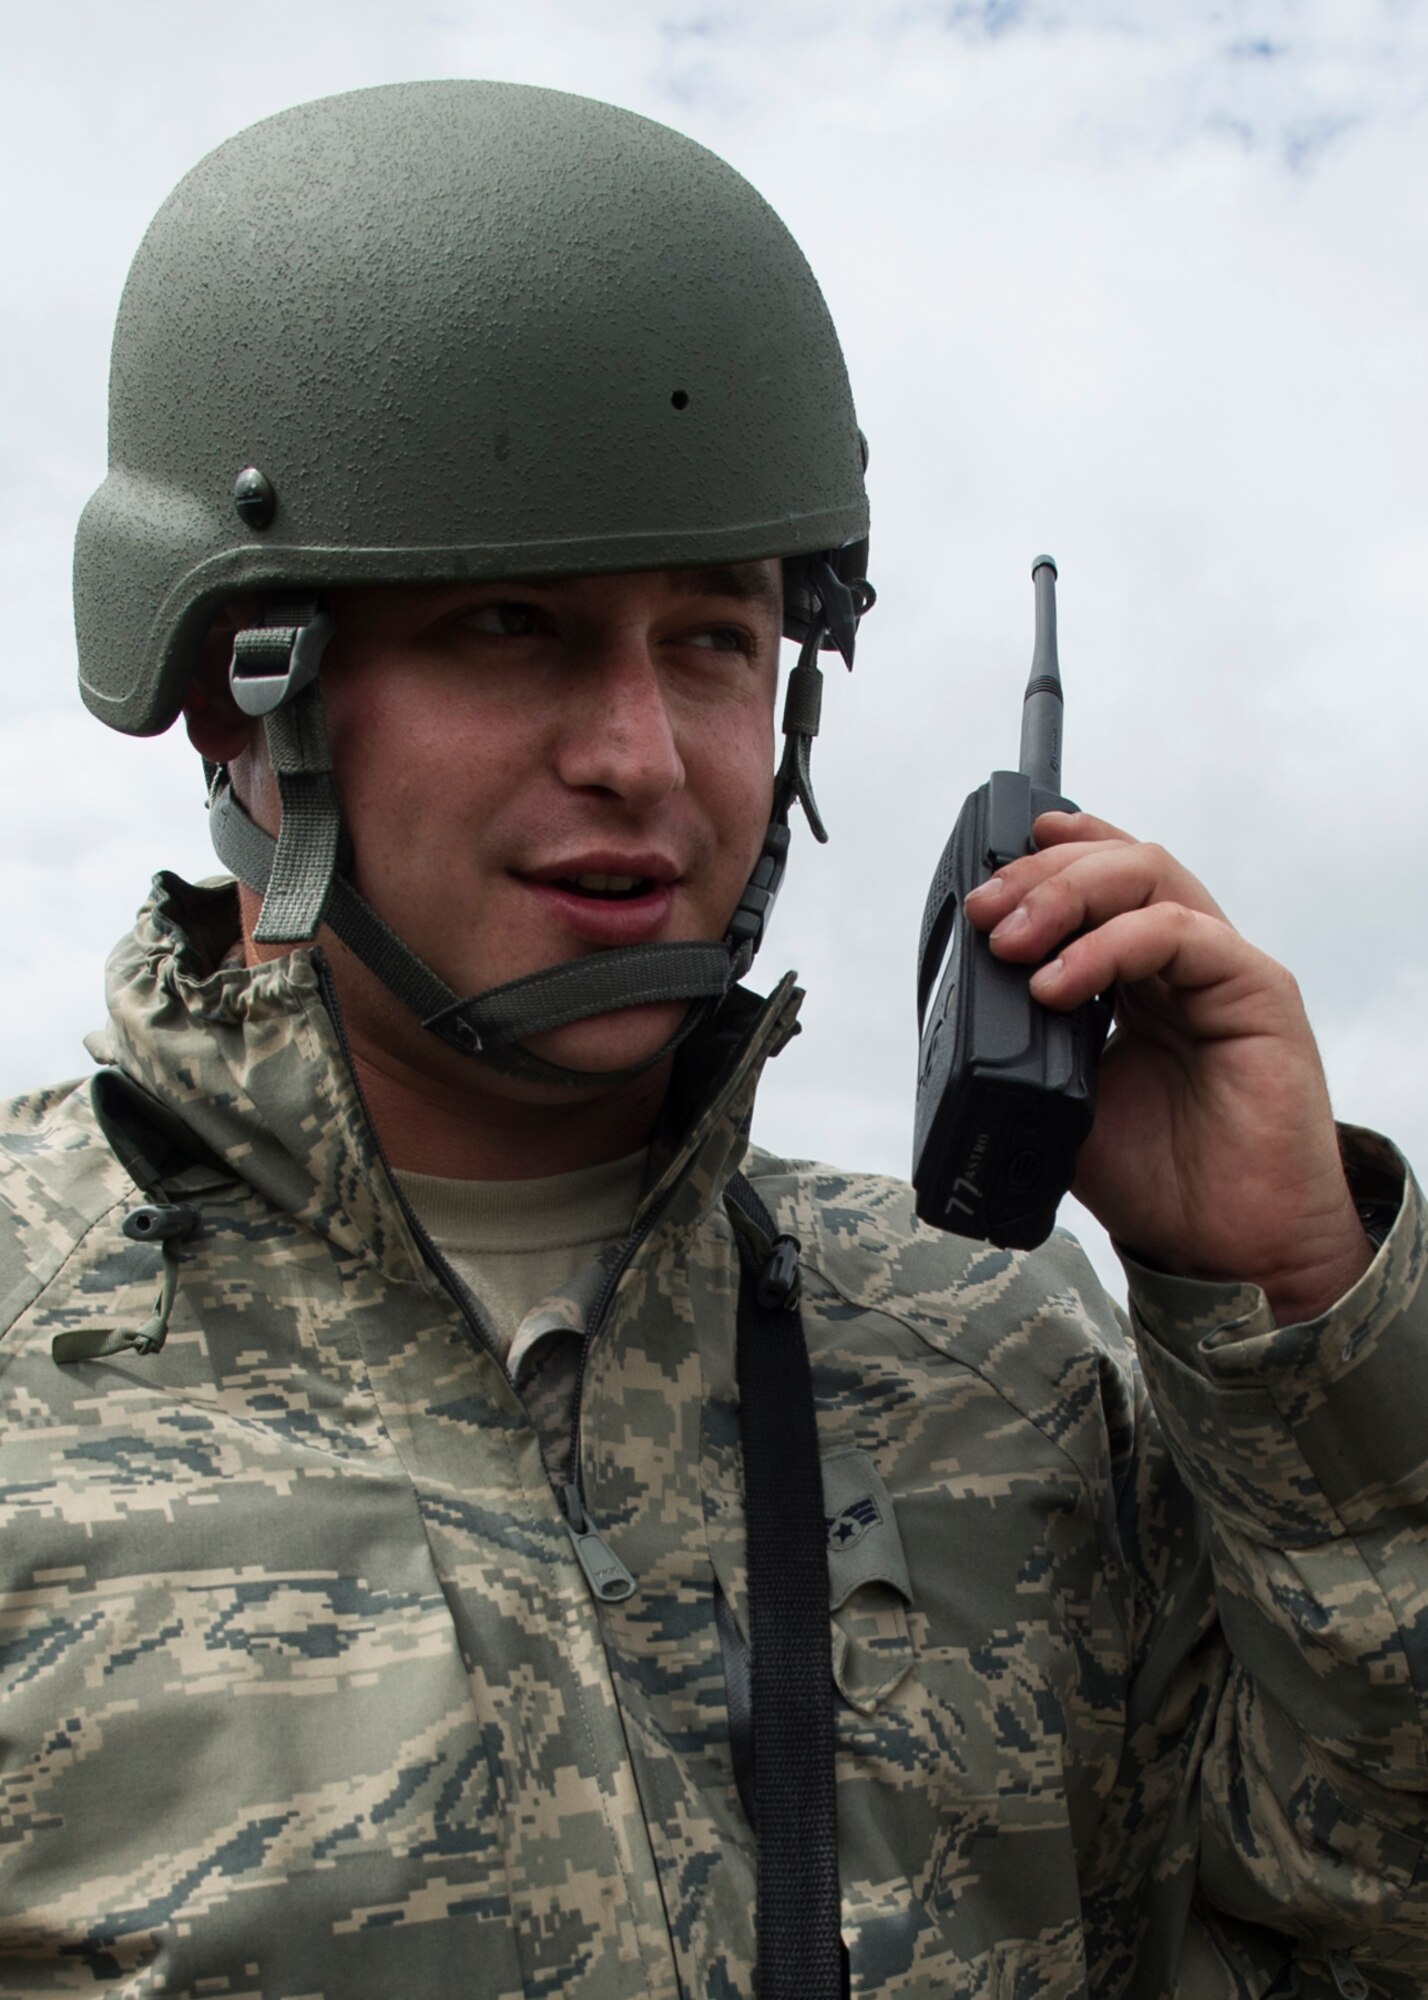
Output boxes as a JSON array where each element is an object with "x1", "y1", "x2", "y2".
[
  {"x1": 558, "y1": 873, "x2": 655, "y2": 901},
  {"x1": 520, "y1": 864, "x2": 678, "y2": 946}
]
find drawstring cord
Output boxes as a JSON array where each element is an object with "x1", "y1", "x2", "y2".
[{"x1": 51, "y1": 1202, "x2": 199, "y2": 1365}]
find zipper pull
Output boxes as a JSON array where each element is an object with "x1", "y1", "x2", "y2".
[
  {"x1": 561, "y1": 1485, "x2": 637, "y2": 1603},
  {"x1": 1326, "y1": 1951, "x2": 1369, "y2": 2000}
]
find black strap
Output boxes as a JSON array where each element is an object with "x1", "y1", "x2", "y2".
[{"x1": 727, "y1": 1172, "x2": 843, "y2": 2000}]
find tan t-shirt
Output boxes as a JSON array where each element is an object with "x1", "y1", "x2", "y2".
[{"x1": 393, "y1": 1150, "x2": 648, "y2": 1481}]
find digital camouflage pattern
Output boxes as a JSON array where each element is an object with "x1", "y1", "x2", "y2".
[{"x1": 0, "y1": 874, "x2": 1425, "y2": 1999}]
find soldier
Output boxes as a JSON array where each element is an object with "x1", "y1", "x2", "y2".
[{"x1": 0, "y1": 79, "x2": 1422, "y2": 2000}]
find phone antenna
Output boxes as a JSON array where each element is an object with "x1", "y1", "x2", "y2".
[{"x1": 1019, "y1": 555, "x2": 1063, "y2": 793}]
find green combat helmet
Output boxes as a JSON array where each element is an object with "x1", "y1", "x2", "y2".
[{"x1": 74, "y1": 81, "x2": 873, "y2": 1082}]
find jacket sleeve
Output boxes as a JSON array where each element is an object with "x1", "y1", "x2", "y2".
[{"x1": 1122, "y1": 1125, "x2": 1428, "y2": 1995}]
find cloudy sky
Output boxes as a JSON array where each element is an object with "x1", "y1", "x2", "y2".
[{"x1": 4, "y1": 0, "x2": 1425, "y2": 1294}]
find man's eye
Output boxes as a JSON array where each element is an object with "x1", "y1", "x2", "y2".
[
  {"x1": 687, "y1": 625, "x2": 749, "y2": 653},
  {"x1": 461, "y1": 602, "x2": 540, "y2": 637}
]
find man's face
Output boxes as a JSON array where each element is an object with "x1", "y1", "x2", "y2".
[{"x1": 229, "y1": 562, "x2": 782, "y2": 1088}]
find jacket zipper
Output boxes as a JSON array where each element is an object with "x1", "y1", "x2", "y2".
[
  {"x1": 558, "y1": 1189, "x2": 675, "y2": 1601},
  {"x1": 316, "y1": 953, "x2": 658, "y2": 1603},
  {"x1": 1325, "y1": 1950, "x2": 1369, "y2": 2000}
]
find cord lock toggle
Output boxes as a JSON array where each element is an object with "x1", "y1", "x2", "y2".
[
  {"x1": 122, "y1": 1203, "x2": 200, "y2": 1244},
  {"x1": 756, "y1": 1235, "x2": 801, "y2": 1310}
]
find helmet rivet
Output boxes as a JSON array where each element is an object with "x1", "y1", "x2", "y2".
[
  {"x1": 233, "y1": 466, "x2": 276, "y2": 530},
  {"x1": 670, "y1": 389, "x2": 690, "y2": 411}
]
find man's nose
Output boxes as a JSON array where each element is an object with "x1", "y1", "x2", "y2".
[{"x1": 553, "y1": 639, "x2": 685, "y2": 808}]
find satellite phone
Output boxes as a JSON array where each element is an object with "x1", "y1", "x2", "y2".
[{"x1": 911, "y1": 557, "x2": 1110, "y2": 1250}]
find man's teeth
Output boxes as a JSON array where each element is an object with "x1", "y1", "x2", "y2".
[{"x1": 564, "y1": 873, "x2": 648, "y2": 896}]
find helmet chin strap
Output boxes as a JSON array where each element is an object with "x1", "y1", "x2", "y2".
[{"x1": 209, "y1": 564, "x2": 864, "y2": 1087}]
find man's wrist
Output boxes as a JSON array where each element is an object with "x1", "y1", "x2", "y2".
[
  {"x1": 1256, "y1": 1195, "x2": 1397, "y2": 1327},
  {"x1": 1120, "y1": 1199, "x2": 1392, "y2": 1330}
]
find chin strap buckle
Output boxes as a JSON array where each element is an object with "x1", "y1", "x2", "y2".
[
  {"x1": 774, "y1": 626, "x2": 829, "y2": 844},
  {"x1": 727, "y1": 820, "x2": 791, "y2": 962},
  {"x1": 811, "y1": 556, "x2": 860, "y2": 670},
  {"x1": 770, "y1": 556, "x2": 875, "y2": 850},
  {"x1": 229, "y1": 597, "x2": 334, "y2": 717},
  {"x1": 224, "y1": 597, "x2": 344, "y2": 946}
]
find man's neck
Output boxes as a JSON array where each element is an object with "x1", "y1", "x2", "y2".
[{"x1": 346, "y1": 1032, "x2": 671, "y2": 1181}]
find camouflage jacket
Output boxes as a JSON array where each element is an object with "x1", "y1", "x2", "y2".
[{"x1": 1, "y1": 874, "x2": 1425, "y2": 2000}]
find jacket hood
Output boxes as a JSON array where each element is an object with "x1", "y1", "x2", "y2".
[{"x1": 97, "y1": 873, "x2": 804, "y2": 1277}]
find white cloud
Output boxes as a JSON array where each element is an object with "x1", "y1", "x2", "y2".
[{"x1": 2, "y1": 0, "x2": 1423, "y2": 1304}]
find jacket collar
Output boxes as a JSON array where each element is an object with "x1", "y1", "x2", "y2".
[{"x1": 98, "y1": 873, "x2": 804, "y2": 1278}]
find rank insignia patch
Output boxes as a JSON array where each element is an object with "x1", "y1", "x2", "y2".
[{"x1": 827, "y1": 1495, "x2": 882, "y2": 1551}]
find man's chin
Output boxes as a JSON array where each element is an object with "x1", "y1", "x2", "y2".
[{"x1": 519, "y1": 1000, "x2": 691, "y2": 1086}]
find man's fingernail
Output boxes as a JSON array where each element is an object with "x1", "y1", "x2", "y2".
[
  {"x1": 1030, "y1": 957, "x2": 1064, "y2": 993},
  {"x1": 991, "y1": 907, "x2": 1030, "y2": 941},
  {"x1": 966, "y1": 875, "x2": 1005, "y2": 903}
]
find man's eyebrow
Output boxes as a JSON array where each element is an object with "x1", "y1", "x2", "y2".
[{"x1": 666, "y1": 565, "x2": 782, "y2": 616}]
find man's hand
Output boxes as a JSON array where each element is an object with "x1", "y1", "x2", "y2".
[{"x1": 962, "y1": 812, "x2": 1373, "y2": 1326}]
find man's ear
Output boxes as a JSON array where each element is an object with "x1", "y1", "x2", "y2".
[{"x1": 182, "y1": 608, "x2": 260, "y2": 764}]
